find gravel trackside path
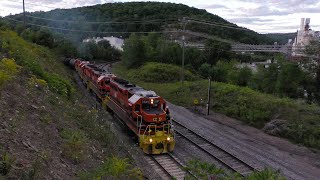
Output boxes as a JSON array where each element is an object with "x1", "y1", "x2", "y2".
[{"x1": 168, "y1": 102, "x2": 320, "y2": 180}]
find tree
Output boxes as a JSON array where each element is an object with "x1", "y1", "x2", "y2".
[
  {"x1": 210, "y1": 61, "x2": 232, "y2": 82},
  {"x1": 122, "y1": 33, "x2": 146, "y2": 68},
  {"x1": 251, "y1": 64, "x2": 279, "y2": 94},
  {"x1": 276, "y1": 63, "x2": 304, "y2": 98},
  {"x1": 234, "y1": 67, "x2": 252, "y2": 86},
  {"x1": 305, "y1": 40, "x2": 320, "y2": 103},
  {"x1": 198, "y1": 63, "x2": 211, "y2": 78},
  {"x1": 35, "y1": 28, "x2": 54, "y2": 48},
  {"x1": 204, "y1": 40, "x2": 231, "y2": 65}
]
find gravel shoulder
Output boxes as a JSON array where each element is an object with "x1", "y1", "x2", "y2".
[{"x1": 168, "y1": 102, "x2": 320, "y2": 180}]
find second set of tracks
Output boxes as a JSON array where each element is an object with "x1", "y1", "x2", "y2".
[{"x1": 172, "y1": 119, "x2": 260, "y2": 177}]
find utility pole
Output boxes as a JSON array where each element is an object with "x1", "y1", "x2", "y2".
[
  {"x1": 23, "y1": 0, "x2": 26, "y2": 27},
  {"x1": 181, "y1": 17, "x2": 187, "y2": 84},
  {"x1": 207, "y1": 77, "x2": 211, "y2": 115}
]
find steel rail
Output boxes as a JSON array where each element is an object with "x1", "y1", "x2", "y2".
[{"x1": 173, "y1": 119, "x2": 259, "y2": 176}]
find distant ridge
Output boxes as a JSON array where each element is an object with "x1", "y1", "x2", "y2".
[{"x1": 5, "y1": 2, "x2": 274, "y2": 44}]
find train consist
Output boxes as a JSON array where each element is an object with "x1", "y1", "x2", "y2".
[{"x1": 68, "y1": 59, "x2": 175, "y2": 154}]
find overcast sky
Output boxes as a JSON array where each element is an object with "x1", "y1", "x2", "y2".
[{"x1": 0, "y1": 0, "x2": 319, "y2": 33}]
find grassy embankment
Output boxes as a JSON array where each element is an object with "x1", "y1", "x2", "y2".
[
  {"x1": 0, "y1": 30, "x2": 142, "y2": 179},
  {"x1": 113, "y1": 62, "x2": 320, "y2": 150}
]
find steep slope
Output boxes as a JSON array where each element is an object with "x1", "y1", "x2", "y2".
[
  {"x1": 6, "y1": 2, "x2": 273, "y2": 44},
  {"x1": 0, "y1": 30, "x2": 142, "y2": 179}
]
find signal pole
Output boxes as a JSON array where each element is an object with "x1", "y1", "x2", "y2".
[
  {"x1": 23, "y1": 0, "x2": 26, "y2": 27},
  {"x1": 207, "y1": 77, "x2": 211, "y2": 115},
  {"x1": 181, "y1": 17, "x2": 187, "y2": 84}
]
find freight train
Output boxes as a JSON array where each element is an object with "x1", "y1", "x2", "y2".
[{"x1": 68, "y1": 59, "x2": 175, "y2": 154}]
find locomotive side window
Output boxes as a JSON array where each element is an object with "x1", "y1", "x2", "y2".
[{"x1": 135, "y1": 104, "x2": 140, "y2": 112}]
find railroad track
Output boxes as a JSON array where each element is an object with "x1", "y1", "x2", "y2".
[
  {"x1": 173, "y1": 119, "x2": 259, "y2": 176},
  {"x1": 145, "y1": 153, "x2": 188, "y2": 180}
]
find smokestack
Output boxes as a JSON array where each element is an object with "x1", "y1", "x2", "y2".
[
  {"x1": 300, "y1": 18, "x2": 305, "y2": 30},
  {"x1": 305, "y1": 18, "x2": 310, "y2": 25}
]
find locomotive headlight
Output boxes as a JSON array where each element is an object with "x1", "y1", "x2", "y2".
[
  {"x1": 151, "y1": 99, "x2": 154, "y2": 104},
  {"x1": 149, "y1": 138, "x2": 153, "y2": 143},
  {"x1": 167, "y1": 137, "x2": 171, "y2": 141}
]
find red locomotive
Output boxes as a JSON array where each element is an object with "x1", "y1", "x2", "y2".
[{"x1": 69, "y1": 58, "x2": 175, "y2": 154}]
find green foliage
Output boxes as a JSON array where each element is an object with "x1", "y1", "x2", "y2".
[
  {"x1": 79, "y1": 40, "x2": 121, "y2": 61},
  {"x1": 0, "y1": 58, "x2": 21, "y2": 87},
  {"x1": 122, "y1": 33, "x2": 146, "y2": 68},
  {"x1": 0, "y1": 19, "x2": 9, "y2": 30},
  {"x1": 0, "y1": 30, "x2": 74, "y2": 97},
  {"x1": 132, "y1": 62, "x2": 197, "y2": 83},
  {"x1": 79, "y1": 156, "x2": 143, "y2": 180},
  {"x1": 184, "y1": 159, "x2": 228, "y2": 179},
  {"x1": 0, "y1": 152, "x2": 15, "y2": 176},
  {"x1": 250, "y1": 62, "x2": 305, "y2": 98},
  {"x1": 203, "y1": 40, "x2": 231, "y2": 65},
  {"x1": 247, "y1": 169, "x2": 286, "y2": 180},
  {"x1": 5, "y1": 2, "x2": 273, "y2": 44},
  {"x1": 60, "y1": 129, "x2": 87, "y2": 163},
  {"x1": 184, "y1": 159, "x2": 285, "y2": 180},
  {"x1": 305, "y1": 40, "x2": 320, "y2": 57},
  {"x1": 230, "y1": 66, "x2": 252, "y2": 86},
  {"x1": 67, "y1": 108, "x2": 114, "y2": 147},
  {"x1": 20, "y1": 27, "x2": 78, "y2": 57},
  {"x1": 199, "y1": 63, "x2": 211, "y2": 78},
  {"x1": 210, "y1": 61, "x2": 235, "y2": 82},
  {"x1": 275, "y1": 63, "x2": 304, "y2": 98},
  {"x1": 250, "y1": 64, "x2": 278, "y2": 94}
]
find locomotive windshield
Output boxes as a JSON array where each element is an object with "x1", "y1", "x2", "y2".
[{"x1": 142, "y1": 99, "x2": 163, "y2": 114}]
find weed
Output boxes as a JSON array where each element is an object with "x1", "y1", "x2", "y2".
[
  {"x1": 184, "y1": 159, "x2": 285, "y2": 180},
  {"x1": 39, "y1": 114, "x2": 52, "y2": 124},
  {"x1": 60, "y1": 129, "x2": 87, "y2": 163},
  {"x1": 0, "y1": 58, "x2": 20, "y2": 88},
  {"x1": 25, "y1": 159, "x2": 43, "y2": 179},
  {"x1": 0, "y1": 152, "x2": 15, "y2": 176},
  {"x1": 79, "y1": 156, "x2": 143, "y2": 180}
]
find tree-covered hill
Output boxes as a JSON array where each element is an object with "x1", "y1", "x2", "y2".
[
  {"x1": 5, "y1": 2, "x2": 274, "y2": 44},
  {"x1": 265, "y1": 32, "x2": 297, "y2": 45}
]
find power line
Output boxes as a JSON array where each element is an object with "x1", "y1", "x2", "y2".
[
  {"x1": 187, "y1": 18, "x2": 239, "y2": 28},
  {"x1": 25, "y1": 14, "x2": 177, "y2": 25},
  {"x1": 4, "y1": 0, "x2": 65, "y2": 9},
  {"x1": 188, "y1": 18, "x2": 251, "y2": 31},
  {"x1": 4, "y1": 16, "x2": 179, "y2": 34}
]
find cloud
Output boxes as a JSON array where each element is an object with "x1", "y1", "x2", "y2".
[
  {"x1": 227, "y1": 17, "x2": 274, "y2": 24},
  {"x1": 235, "y1": 0, "x2": 320, "y2": 16},
  {"x1": 199, "y1": 4, "x2": 229, "y2": 9}
]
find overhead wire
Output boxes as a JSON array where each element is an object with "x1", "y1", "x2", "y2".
[
  {"x1": 188, "y1": 18, "x2": 251, "y2": 31},
  {"x1": 2, "y1": 0, "x2": 253, "y2": 35},
  {"x1": 4, "y1": 0, "x2": 67, "y2": 9},
  {"x1": 4, "y1": 16, "x2": 179, "y2": 34},
  {"x1": 25, "y1": 14, "x2": 178, "y2": 25}
]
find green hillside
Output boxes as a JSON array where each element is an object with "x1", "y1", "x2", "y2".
[
  {"x1": 0, "y1": 29, "x2": 142, "y2": 179},
  {"x1": 5, "y1": 2, "x2": 273, "y2": 44},
  {"x1": 265, "y1": 32, "x2": 297, "y2": 44}
]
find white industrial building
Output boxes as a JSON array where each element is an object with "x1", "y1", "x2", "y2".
[{"x1": 292, "y1": 18, "x2": 318, "y2": 56}]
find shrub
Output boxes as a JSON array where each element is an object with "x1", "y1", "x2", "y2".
[
  {"x1": 134, "y1": 62, "x2": 197, "y2": 83},
  {"x1": 0, "y1": 152, "x2": 15, "y2": 176},
  {"x1": 60, "y1": 129, "x2": 87, "y2": 163},
  {"x1": 0, "y1": 58, "x2": 21, "y2": 87},
  {"x1": 79, "y1": 156, "x2": 143, "y2": 180}
]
